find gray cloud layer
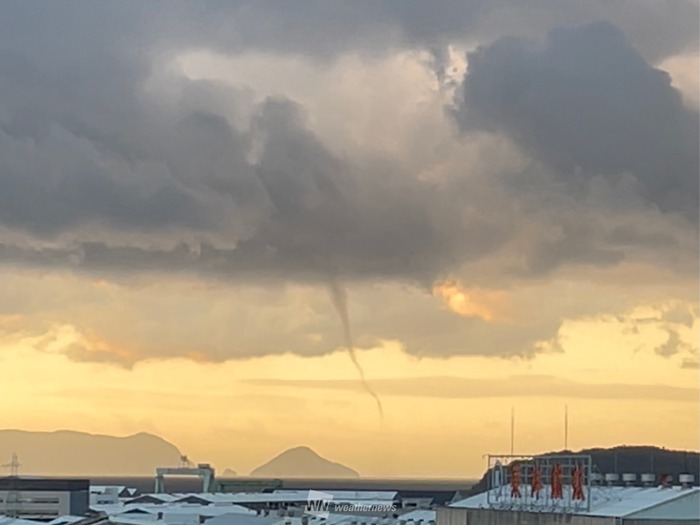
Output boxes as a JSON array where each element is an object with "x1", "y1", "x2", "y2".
[
  {"x1": 245, "y1": 375, "x2": 700, "y2": 403},
  {"x1": 0, "y1": 1, "x2": 697, "y2": 363},
  {"x1": 455, "y1": 21, "x2": 699, "y2": 221}
]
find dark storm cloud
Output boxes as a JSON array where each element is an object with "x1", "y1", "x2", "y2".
[
  {"x1": 454, "y1": 21, "x2": 699, "y2": 220},
  {"x1": 166, "y1": 1, "x2": 699, "y2": 65},
  {"x1": 0, "y1": 1, "x2": 696, "y2": 364},
  {"x1": 0, "y1": 2, "x2": 694, "y2": 281}
]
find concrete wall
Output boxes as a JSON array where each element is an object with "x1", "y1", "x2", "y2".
[{"x1": 438, "y1": 507, "x2": 700, "y2": 525}]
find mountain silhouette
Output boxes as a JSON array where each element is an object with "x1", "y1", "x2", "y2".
[
  {"x1": 250, "y1": 446, "x2": 359, "y2": 478},
  {"x1": 0, "y1": 430, "x2": 182, "y2": 476},
  {"x1": 468, "y1": 445, "x2": 699, "y2": 495}
]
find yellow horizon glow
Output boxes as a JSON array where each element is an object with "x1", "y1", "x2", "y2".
[{"x1": 1, "y1": 308, "x2": 697, "y2": 478}]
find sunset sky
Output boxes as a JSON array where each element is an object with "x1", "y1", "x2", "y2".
[{"x1": 0, "y1": 1, "x2": 698, "y2": 478}]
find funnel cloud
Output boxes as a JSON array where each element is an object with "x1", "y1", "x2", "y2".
[{"x1": 328, "y1": 280, "x2": 385, "y2": 421}]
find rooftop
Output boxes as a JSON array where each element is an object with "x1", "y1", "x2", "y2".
[{"x1": 450, "y1": 484, "x2": 700, "y2": 518}]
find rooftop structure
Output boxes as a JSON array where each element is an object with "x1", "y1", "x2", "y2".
[{"x1": 154, "y1": 465, "x2": 215, "y2": 494}]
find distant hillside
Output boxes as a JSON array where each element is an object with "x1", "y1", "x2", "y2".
[
  {"x1": 469, "y1": 446, "x2": 700, "y2": 495},
  {"x1": 0, "y1": 430, "x2": 182, "y2": 476},
  {"x1": 250, "y1": 446, "x2": 359, "y2": 478}
]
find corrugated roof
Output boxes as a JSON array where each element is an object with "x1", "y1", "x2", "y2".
[
  {"x1": 273, "y1": 491, "x2": 398, "y2": 502},
  {"x1": 450, "y1": 484, "x2": 700, "y2": 518},
  {"x1": 46, "y1": 516, "x2": 87, "y2": 525},
  {"x1": 397, "y1": 509, "x2": 435, "y2": 522},
  {"x1": 203, "y1": 516, "x2": 285, "y2": 525},
  {"x1": 0, "y1": 518, "x2": 48, "y2": 525}
]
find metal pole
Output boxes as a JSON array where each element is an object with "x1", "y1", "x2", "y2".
[{"x1": 510, "y1": 407, "x2": 515, "y2": 455}]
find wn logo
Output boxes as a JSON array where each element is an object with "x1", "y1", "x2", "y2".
[{"x1": 305, "y1": 490, "x2": 333, "y2": 518}]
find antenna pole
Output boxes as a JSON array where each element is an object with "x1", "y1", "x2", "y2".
[
  {"x1": 510, "y1": 407, "x2": 515, "y2": 455},
  {"x1": 564, "y1": 404, "x2": 569, "y2": 451}
]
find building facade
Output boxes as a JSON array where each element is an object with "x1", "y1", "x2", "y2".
[{"x1": 0, "y1": 478, "x2": 89, "y2": 518}]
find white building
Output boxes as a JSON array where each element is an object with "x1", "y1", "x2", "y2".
[{"x1": 440, "y1": 484, "x2": 700, "y2": 525}]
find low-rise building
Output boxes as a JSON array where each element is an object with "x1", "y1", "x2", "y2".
[
  {"x1": 0, "y1": 478, "x2": 89, "y2": 519},
  {"x1": 439, "y1": 485, "x2": 700, "y2": 525}
]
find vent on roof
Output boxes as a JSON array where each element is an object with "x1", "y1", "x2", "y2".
[
  {"x1": 679, "y1": 474, "x2": 695, "y2": 488},
  {"x1": 660, "y1": 473, "x2": 672, "y2": 488},
  {"x1": 590, "y1": 473, "x2": 603, "y2": 486},
  {"x1": 604, "y1": 473, "x2": 620, "y2": 486},
  {"x1": 641, "y1": 473, "x2": 655, "y2": 487},
  {"x1": 622, "y1": 473, "x2": 637, "y2": 486}
]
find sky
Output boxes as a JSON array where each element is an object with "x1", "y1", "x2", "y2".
[{"x1": 0, "y1": 1, "x2": 698, "y2": 478}]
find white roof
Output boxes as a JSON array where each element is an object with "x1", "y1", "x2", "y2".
[
  {"x1": 128, "y1": 492, "x2": 305, "y2": 505},
  {"x1": 450, "y1": 485, "x2": 700, "y2": 518},
  {"x1": 96, "y1": 503, "x2": 255, "y2": 517},
  {"x1": 273, "y1": 490, "x2": 398, "y2": 502},
  {"x1": 107, "y1": 517, "x2": 159, "y2": 525},
  {"x1": 91, "y1": 503, "x2": 130, "y2": 514},
  {"x1": 398, "y1": 509, "x2": 436, "y2": 522},
  {"x1": 160, "y1": 504, "x2": 256, "y2": 516},
  {"x1": 174, "y1": 493, "x2": 238, "y2": 504},
  {"x1": 126, "y1": 490, "x2": 398, "y2": 506},
  {"x1": 125, "y1": 493, "x2": 181, "y2": 504},
  {"x1": 46, "y1": 517, "x2": 87, "y2": 525},
  {"x1": 0, "y1": 519, "x2": 46, "y2": 525},
  {"x1": 204, "y1": 517, "x2": 285, "y2": 525}
]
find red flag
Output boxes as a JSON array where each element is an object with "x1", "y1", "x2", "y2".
[
  {"x1": 572, "y1": 464, "x2": 585, "y2": 500},
  {"x1": 531, "y1": 465, "x2": 542, "y2": 499},
  {"x1": 551, "y1": 463, "x2": 563, "y2": 499},
  {"x1": 511, "y1": 463, "x2": 522, "y2": 498}
]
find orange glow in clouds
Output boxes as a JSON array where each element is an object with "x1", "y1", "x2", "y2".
[{"x1": 432, "y1": 280, "x2": 512, "y2": 322}]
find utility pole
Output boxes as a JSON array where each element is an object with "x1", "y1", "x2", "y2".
[
  {"x1": 2, "y1": 453, "x2": 21, "y2": 518},
  {"x1": 2, "y1": 453, "x2": 20, "y2": 477}
]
